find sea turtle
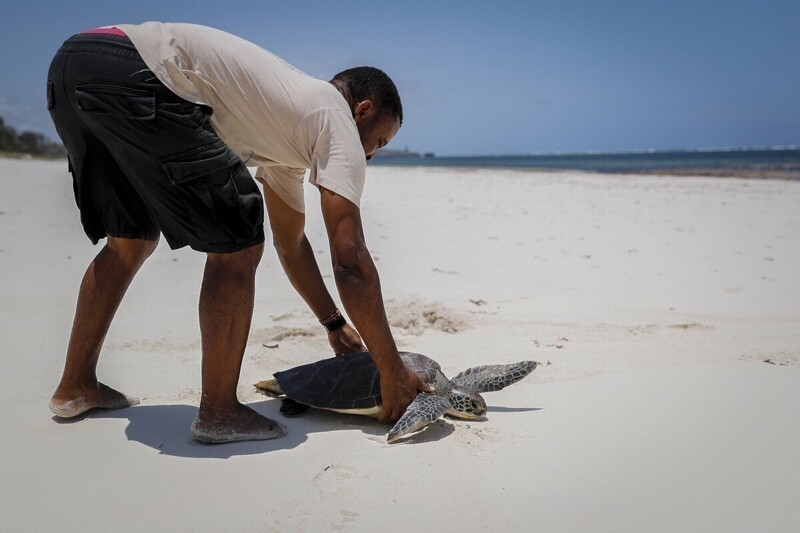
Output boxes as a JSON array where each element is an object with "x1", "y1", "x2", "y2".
[{"x1": 254, "y1": 351, "x2": 538, "y2": 443}]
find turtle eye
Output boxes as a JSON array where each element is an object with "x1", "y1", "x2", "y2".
[{"x1": 470, "y1": 400, "x2": 479, "y2": 411}]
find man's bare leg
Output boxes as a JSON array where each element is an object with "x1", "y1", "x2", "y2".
[
  {"x1": 190, "y1": 242, "x2": 286, "y2": 443},
  {"x1": 50, "y1": 236, "x2": 158, "y2": 418}
]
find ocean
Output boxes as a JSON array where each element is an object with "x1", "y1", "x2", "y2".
[{"x1": 371, "y1": 147, "x2": 800, "y2": 177}]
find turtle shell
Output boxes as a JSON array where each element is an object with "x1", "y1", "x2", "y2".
[{"x1": 274, "y1": 351, "x2": 440, "y2": 410}]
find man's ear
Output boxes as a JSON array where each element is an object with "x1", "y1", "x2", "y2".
[{"x1": 353, "y1": 100, "x2": 374, "y2": 122}]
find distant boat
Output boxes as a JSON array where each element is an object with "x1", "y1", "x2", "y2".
[{"x1": 374, "y1": 148, "x2": 422, "y2": 158}]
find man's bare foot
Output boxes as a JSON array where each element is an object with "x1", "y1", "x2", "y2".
[
  {"x1": 191, "y1": 403, "x2": 287, "y2": 444},
  {"x1": 49, "y1": 382, "x2": 140, "y2": 418}
]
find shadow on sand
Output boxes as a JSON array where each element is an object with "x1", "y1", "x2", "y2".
[
  {"x1": 51, "y1": 397, "x2": 476, "y2": 458},
  {"x1": 488, "y1": 405, "x2": 542, "y2": 413},
  {"x1": 52, "y1": 398, "x2": 541, "y2": 458}
]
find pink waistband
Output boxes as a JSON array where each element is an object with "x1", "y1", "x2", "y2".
[{"x1": 83, "y1": 27, "x2": 127, "y2": 37}]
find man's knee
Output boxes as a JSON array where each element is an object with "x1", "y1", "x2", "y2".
[
  {"x1": 206, "y1": 242, "x2": 264, "y2": 276},
  {"x1": 107, "y1": 236, "x2": 160, "y2": 266}
]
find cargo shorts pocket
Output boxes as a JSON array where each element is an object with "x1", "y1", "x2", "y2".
[
  {"x1": 159, "y1": 139, "x2": 240, "y2": 185},
  {"x1": 157, "y1": 100, "x2": 212, "y2": 129},
  {"x1": 159, "y1": 139, "x2": 258, "y2": 230},
  {"x1": 75, "y1": 84, "x2": 155, "y2": 119}
]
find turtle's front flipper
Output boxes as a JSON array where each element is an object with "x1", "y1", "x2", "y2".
[
  {"x1": 451, "y1": 361, "x2": 539, "y2": 393},
  {"x1": 280, "y1": 398, "x2": 310, "y2": 417},
  {"x1": 387, "y1": 393, "x2": 451, "y2": 443}
]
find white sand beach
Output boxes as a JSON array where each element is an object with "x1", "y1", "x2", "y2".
[{"x1": 1, "y1": 158, "x2": 799, "y2": 531}]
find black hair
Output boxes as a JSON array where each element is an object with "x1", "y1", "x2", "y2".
[{"x1": 332, "y1": 66, "x2": 403, "y2": 124}]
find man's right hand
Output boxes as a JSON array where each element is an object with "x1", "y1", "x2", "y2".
[
  {"x1": 320, "y1": 188, "x2": 428, "y2": 423},
  {"x1": 378, "y1": 364, "x2": 434, "y2": 424}
]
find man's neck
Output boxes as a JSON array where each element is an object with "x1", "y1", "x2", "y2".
[{"x1": 330, "y1": 79, "x2": 355, "y2": 114}]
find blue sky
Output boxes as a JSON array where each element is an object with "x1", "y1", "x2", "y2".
[{"x1": 1, "y1": 0, "x2": 798, "y2": 155}]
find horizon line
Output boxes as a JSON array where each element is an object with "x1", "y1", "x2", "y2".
[{"x1": 382, "y1": 145, "x2": 800, "y2": 159}]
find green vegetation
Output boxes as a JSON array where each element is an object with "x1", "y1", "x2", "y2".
[{"x1": 0, "y1": 116, "x2": 66, "y2": 158}]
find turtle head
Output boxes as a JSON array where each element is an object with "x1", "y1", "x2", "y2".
[{"x1": 447, "y1": 386, "x2": 487, "y2": 420}]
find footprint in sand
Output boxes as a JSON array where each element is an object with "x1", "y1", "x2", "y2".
[
  {"x1": 313, "y1": 464, "x2": 368, "y2": 498},
  {"x1": 669, "y1": 323, "x2": 714, "y2": 331},
  {"x1": 334, "y1": 510, "x2": 360, "y2": 531},
  {"x1": 740, "y1": 352, "x2": 797, "y2": 367}
]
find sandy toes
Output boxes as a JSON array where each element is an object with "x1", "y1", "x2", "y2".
[
  {"x1": 191, "y1": 404, "x2": 287, "y2": 444},
  {"x1": 49, "y1": 382, "x2": 140, "y2": 418}
]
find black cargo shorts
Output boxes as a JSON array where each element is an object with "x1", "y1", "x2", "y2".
[{"x1": 47, "y1": 32, "x2": 264, "y2": 253}]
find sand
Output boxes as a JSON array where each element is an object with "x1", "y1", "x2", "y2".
[{"x1": 1, "y1": 158, "x2": 798, "y2": 531}]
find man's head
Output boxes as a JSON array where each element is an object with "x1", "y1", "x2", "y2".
[{"x1": 331, "y1": 67, "x2": 403, "y2": 161}]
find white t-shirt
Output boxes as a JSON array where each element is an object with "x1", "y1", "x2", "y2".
[{"x1": 118, "y1": 22, "x2": 366, "y2": 213}]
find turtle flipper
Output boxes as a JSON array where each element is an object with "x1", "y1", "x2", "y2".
[
  {"x1": 279, "y1": 398, "x2": 310, "y2": 417},
  {"x1": 451, "y1": 361, "x2": 539, "y2": 393},
  {"x1": 254, "y1": 378, "x2": 285, "y2": 397},
  {"x1": 387, "y1": 393, "x2": 451, "y2": 443}
]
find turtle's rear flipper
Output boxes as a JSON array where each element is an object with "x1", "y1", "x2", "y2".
[
  {"x1": 451, "y1": 361, "x2": 539, "y2": 393},
  {"x1": 387, "y1": 393, "x2": 450, "y2": 443},
  {"x1": 254, "y1": 378, "x2": 285, "y2": 397},
  {"x1": 280, "y1": 398, "x2": 310, "y2": 417}
]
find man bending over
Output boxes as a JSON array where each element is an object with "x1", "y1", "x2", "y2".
[{"x1": 46, "y1": 22, "x2": 428, "y2": 443}]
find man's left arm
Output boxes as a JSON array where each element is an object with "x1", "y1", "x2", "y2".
[{"x1": 259, "y1": 179, "x2": 365, "y2": 354}]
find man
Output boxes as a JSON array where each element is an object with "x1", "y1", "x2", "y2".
[{"x1": 46, "y1": 22, "x2": 429, "y2": 443}]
